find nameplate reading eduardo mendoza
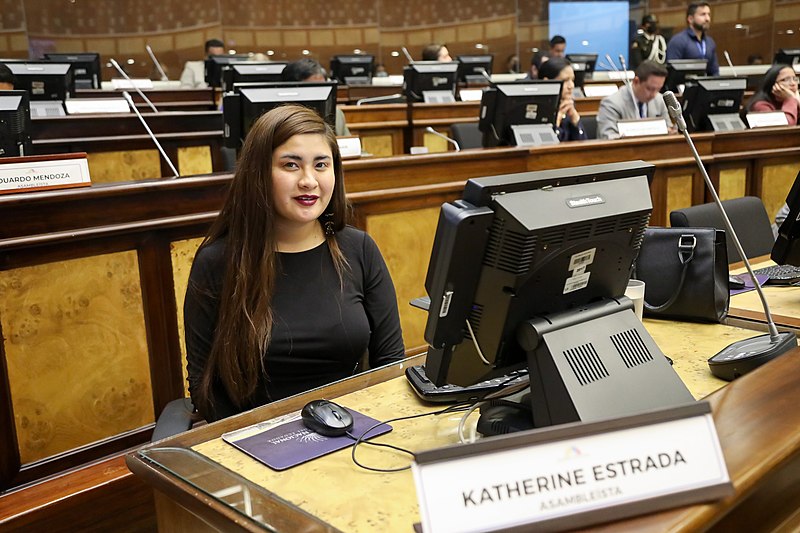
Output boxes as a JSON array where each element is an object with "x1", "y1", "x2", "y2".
[{"x1": 0, "y1": 155, "x2": 91, "y2": 194}]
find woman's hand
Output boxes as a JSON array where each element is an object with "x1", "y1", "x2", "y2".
[
  {"x1": 558, "y1": 98, "x2": 581, "y2": 127},
  {"x1": 772, "y1": 81, "x2": 799, "y2": 103}
]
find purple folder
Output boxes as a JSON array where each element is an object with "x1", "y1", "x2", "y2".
[{"x1": 223, "y1": 409, "x2": 392, "y2": 471}]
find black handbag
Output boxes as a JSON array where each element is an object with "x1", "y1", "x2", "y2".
[{"x1": 633, "y1": 227, "x2": 729, "y2": 322}]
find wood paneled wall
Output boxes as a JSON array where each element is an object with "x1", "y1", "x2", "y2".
[{"x1": 1, "y1": 0, "x2": 797, "y2": 81}]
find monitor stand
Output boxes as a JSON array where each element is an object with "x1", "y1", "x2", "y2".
[
  {"x1": 478, "y1": 297, "x2": 694, "y2": 436},
  {"x1": 511, "y1": 124, "x2": 560, "y2": 146},
  {"x1": 709, "y1": 113, "x2": 746, "y2": 132},
  {"x1": 422, "y1": 90, "x2": 456, "y2": 104}
]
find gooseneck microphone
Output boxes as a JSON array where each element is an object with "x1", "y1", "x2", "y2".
[
  {"x1": 663, "y1": 90, "x2": 797, "y2": 375},
  {"x1": 110, "y1": 58, "x2": 159, "y2": 113},
  {"x1": 356, "y1": 93, "x2": 403, "y2": 106},
  {"x1": 145, "y1": 45, "x2": 169, "y2": 81},
  {"x1": 723, "y1": 50, "x2": 738, "y2": 77},
  {"x1": 605, "y1": 54, "x2": 632, "y2": 93},
  {"x1": 122, "y1": 91, "x2": 180, "y2": 178},
  {"x1": 401, "y1": 47, "x2": 415, "y2": 64},
  {"x1": 425, "y1": 126, "x2": 460, "y2": 152}
]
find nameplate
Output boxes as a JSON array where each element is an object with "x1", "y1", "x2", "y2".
[
  {"x1": 459, "y1": 89, "x2": 484, "y2": 102},
  {"x1": 65, "y1": 98, "x2": 130, "y2": 114},
  {"x1": 0, "y1": 154, "x2": 92, "y2": 194},
  {"x1": 746, "y1": 111, "x2": 789, "y2": 128},
  {"x1": 111, "y1": 78, "x2": 154, "y2": 89},
  {"x1": 412, "y1": 402, "x2": 731, "y2": 532},
  {"x1": 618, "y1": 117, "x2": 669, "y2": 138},
  {"x1": 582, "y1": 84, "x2": 619, "y2": 97},
  {"x1": 336, "y1": 136, "x2": 362, "y2": 159}
]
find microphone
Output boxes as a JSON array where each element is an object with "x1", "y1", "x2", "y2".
[
  {"x1": 356, "y1": 93, "x2": 403, "y2": 106},
  {"x1": 145, "y1": 45, "x2": 169, "y2": 81},
  {"x1": 425, "y1": 126, "x2": 460, "y2": 152},
  {"x1": 604, "y1": 54, "x2": 632, "y2": 93},
  {"x1": 723, "y1": 50, "x2": 738, "y2": 77},
  {"x1": 618, "y1": 54, "x2": 634, "y2": 93},
  {"x1": 476, "y1": 67, "x2": 493, "y2": 84},
  {"x1": 663, "y1": 90, "x2": 797, "y2": 373},
  {"x1": 110, "y1": 58, "x2": 159, "y2": 113},
  {"x1": 401, "y1": 47, "x2": 415, "y2": 64},
  {"x1": 122, "y1": 91, "x2": 180, "y2": 178}
]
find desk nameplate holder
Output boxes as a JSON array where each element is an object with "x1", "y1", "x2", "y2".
[
  {"x1": 512, "y1": 124, "x2": 560, "y2": 147},
  {"x1": 336, "y1": 135, "x2": 362, "y2": 159},
  {"x1": 413, "y1": 402, "x2": 732, "y2": 533},
  {"x1": 0, "y1": 152, "x2": 91, "y2": 195},
  {"x1": 746, "y1": 111, "x2": 789, "y2": 128},
  {"x1": 111, "y1": 78, "x2": 154, "y2": 90},
  {"x1": 617, "y1": 117, "x2": 669, "y2": 138}
]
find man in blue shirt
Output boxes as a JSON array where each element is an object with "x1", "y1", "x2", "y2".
[{"x1": 666, "y1": 2, "x2": 719, "y2": 76}]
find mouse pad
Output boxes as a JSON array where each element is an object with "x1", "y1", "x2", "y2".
[
  {"x1": 730, "y1": 274, "x2": 769, "y2": 296},
  {"x1": 222, "y1": 409, "x2": 392, "y2": 471}
]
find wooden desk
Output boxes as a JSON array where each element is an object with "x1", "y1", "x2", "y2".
[
  {"x1": 30, "y1": 111, "x2": 225, "y2": 179},
  {"x1": 126, "y1": 321, "x2": 800, "y2": 533},
  {"x1": 75, "y1": 88, "x2": 218, "y2": 112},
  {"x1": 729, "y1": 260, "x2": 800, "y2": 330}
]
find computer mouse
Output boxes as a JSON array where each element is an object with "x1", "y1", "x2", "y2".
[
  {"x1": 729, "y1": 274, "x2": 746, "y2": 290},
  {"x1": 301, "y1": 399, "x2": 354, "y2": 437}
]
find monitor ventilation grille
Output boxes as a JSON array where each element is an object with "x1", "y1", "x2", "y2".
[
  {"x1": 466, "y1": 304, "x2": 484, "y2": 339},
  {"x1": 563, "y1": 343, "x2": 609, "y2": 386},
  {"x1": 484, "y1": 219, "x2": 537, "y2": 274},
  {"x1": 610, "y1": 328, "x2": 653, "y2": 368}
]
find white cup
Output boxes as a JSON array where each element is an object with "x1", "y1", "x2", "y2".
[{"x1": 625, "y1": 279, "x2": 646, "y2": 321}]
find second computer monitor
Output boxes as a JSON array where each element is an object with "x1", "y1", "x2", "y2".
[
  {"x1": 44, "y1": 53, "x2": 101, "y2": 89},
  {"x1": 456, "y1": 55, "x2": 493, "y2": 84},
  {"x1": 0, "y1": 90, "x2": 32, "y2": 157},
  {"x1": 566, "y1": 53, "x2": 598, "y2": 88},
  {"x1": 222, "y1": 62, "x2": 287, "y2": 92},
  {"x1": 329, "y1": 55, "x2": 374, "y2": 85},
  {"x1": 681, "y1": 76, "x2": 746, "y2": 132},
  {"x1": 664, "y1": 59, "x2": 708, "y2": 93},
  {"x1": 478, "y1": 81, "x2": 562, "y2": 147},
  {"x1": 403, "y1": 62, "x2": 459, "y2": 102},
  {"x1": 222, "y1": 82, "x2": 337, "y2": 148},
  {"x1": 6, "y1": 62, "x2": 75, "y2": 101},
  {"x1": 773, "y1": 49, "x2": 800, "y2": 67}
]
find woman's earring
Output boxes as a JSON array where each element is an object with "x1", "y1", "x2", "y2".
[{"x1": 322, "y1": 212, "x2": 335, "y2": 236}]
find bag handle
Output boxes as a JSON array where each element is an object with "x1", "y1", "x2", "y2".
[{"x1": 643, "y1": 234, "x2": 696, "y2": 312}]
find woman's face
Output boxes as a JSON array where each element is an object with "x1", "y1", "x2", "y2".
[
  {"x1": 774, "y1": 67, "x2": 799, "y2": 100},
  {"x1": 271, "y1": 133, "x2": 335, "y2": 231},
  {"x1": 557, "y1": 66, "x2": 575, "y2": 99}
]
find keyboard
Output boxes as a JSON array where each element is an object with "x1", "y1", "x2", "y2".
[
  {"x1": 404, "y1": 364, "x2": 529, "y2": 404},
  {"x1": 753, "y1": 264, "x2": 800, "y2": 285}
]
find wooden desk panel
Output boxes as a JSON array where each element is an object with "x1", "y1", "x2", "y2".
[{"x1": 127, "y1": 327, "x2": 800, "y2": 533}]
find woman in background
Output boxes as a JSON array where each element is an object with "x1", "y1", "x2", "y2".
[
  {"x1": 538, "y1": 57, "x2": 588, "y2": 142},
  {"x1": 745, "y1": 63, "x2": 800, "y2": 125},
  {"x1": 185, "y1": 105, "x2": 404, "y2": 421}
]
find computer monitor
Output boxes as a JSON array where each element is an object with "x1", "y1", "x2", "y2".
[
  {"x1": 0, "y1": 90, "x2": 32, "y2": 157},
  {"x1": 222, "y1": 82, "x2": 337, "y2": 148},
  {"x1": 566, "y1": 53, "x2": 598, "y2": 88},
  {"x1": 772, "y1": 169, "x2": 800, "y2": 266},
  {"x1": 420, "y1": 160, "x2": 693, "y2": 429},
  {"x1": 664, "y1": 59, "x2": 707, "y2": 93},
  {"x1": 403, "y1": 62, "x2": 459, "y2": 102},
  {"x1": 330, "y1": 55, "x2": 374, "y2": 85},
  {"x1": 6, "y1": 62, "x2": 75, "y2": 101},
  {"x1": 456, "y1": 55, "x2": 493, "y2": 84},
  {"x1": 478, "y1": 81, "x2": 562, "y2": 147},
  {"x1": 222, "y1": 62, "x2": 287, "y2": 92},
  {"x1": 681, "y1": 76, "x2": 747, "y2": 132},
  {"x1": 44, "y1": 53, "x2": 101, "y2": 89},
  {"x1": 204, "y1": 54, "x2": 252, "y2": 88},
  {"x1": 773, "y1": 49, "x2": 800, "y2": 67}
]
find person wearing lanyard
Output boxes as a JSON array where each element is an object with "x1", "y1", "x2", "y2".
[{"x1": 666, "y1": 2, "x2": 719, "y2": 76}]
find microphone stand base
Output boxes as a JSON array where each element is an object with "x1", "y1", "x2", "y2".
[{"x1": 708, "y1": 331, "x2": 797, "y2": 381}]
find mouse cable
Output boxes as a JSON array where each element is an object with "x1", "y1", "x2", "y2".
[{"x1": 347, "y1": 403, "x2": 470, "y2": 473}]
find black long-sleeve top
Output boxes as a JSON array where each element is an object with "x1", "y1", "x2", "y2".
[{"x1": 184, "y1": 226, "x2": 405, "y2": 421}]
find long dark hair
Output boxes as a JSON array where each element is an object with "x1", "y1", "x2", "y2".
[
  {"x1": 746, "y1": 63, "x2": 793, "y2": 112},
  {"x1": 196, "y1": 104, "x2": 348, "y2": 414}
]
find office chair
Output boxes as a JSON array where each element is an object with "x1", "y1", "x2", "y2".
[
  {"x1": 449, "y1": 122, "x2": 483, "y2": 149},
  {"x1": 670, "y1": 196, "x2": 775, "y2": 263},
  {"x1": 581, "y1": 115, "x2": 597, "y2": 140},
  {"x1": 151, "y1": 397, "x2": 197, "y2": 441}
]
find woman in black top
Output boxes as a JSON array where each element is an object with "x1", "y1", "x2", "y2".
[
  {"x1": 539, "y1": 58, "x2": 588, "y2": 142},
  {"x1": 185, "y1": 105, "x2": 404, "y2": 421}
]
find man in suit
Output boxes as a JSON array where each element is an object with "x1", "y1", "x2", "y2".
[
  {"x1": 597, "y1": 60, "x2": 672, "y2": 139},
  {"x1": 180, "y1": 39, "x2": 225, "y2": 89}
]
